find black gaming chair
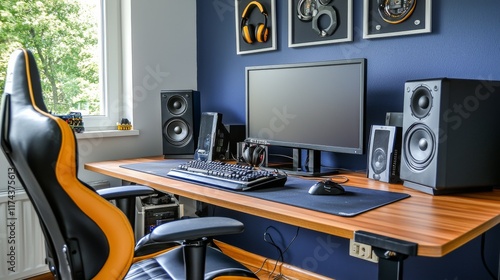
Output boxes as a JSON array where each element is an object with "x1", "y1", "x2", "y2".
[{"x1": 0, "y1": 49, "x2": 258, "y2": 280}]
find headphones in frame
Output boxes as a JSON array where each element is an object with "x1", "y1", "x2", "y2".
[
  {"x1": 241, "y1": 1, "x2": 270, "y2": 44},
  {"x1": 297, "y1": 0, "x2": 338, "y2": 37}
]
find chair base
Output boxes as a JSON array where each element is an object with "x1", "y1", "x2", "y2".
[{"x1": 126, "y1": 246, "x2": 258, "y2": 279}]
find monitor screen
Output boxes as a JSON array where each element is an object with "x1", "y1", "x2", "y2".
[{"x1": 245, "y1": 59, "x2": 366, "y2": 156}]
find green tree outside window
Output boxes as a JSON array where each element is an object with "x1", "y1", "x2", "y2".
[{"x1": 0, "y1": 0, "x2": 101, "y2": 115}]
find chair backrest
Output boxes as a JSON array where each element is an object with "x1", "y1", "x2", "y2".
[{"x1": 1, "y1": 49, "x2": 135, "y2": 279}]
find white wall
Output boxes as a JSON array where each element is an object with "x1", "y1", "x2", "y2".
[{"x1": 77, "y1": 0, "x2": 197, "y2": 185}]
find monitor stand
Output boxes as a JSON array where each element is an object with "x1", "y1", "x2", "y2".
[{"x1": 265, "y1": 149, "x2": 338, "y2": 177}]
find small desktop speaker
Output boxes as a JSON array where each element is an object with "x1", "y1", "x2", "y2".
[
  {"x1": 161, "y1": 90, "x2": 200, "y2": 158},
  {"x1": 400, "y1": 78, "x2": 500, "y2": 194},
  {"x1": 194, "y1": 112, "x2": 229, "y2": 161},
  {"x1": 367, "y1": 125, "x2": 402, "y2": 183}
]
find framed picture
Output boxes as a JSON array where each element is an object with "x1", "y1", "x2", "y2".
[
  {"x1": 289, "y1": 0, "x2": 352, "y2": 48},
  {"x1": 363, "y1": 0, "x2": 432, "y2": 39},
  {"x1": 235, "y1": 0, "x2": 277, "y2": 55}
]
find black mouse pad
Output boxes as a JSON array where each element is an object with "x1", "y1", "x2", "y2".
[{"x1": 120, "y1": 160, "x2": 410, "y2": 217}]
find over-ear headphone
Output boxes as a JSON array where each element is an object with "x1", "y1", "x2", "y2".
[
  {"x1": 241, "y1": 1, "x2": 269, "y2": 44},
  {"x1": 297, "y1": 0, "x2": 337, "y2": 37},
  {"x1": 312, "y1": 5, "x2": 337, "y2": 37},
  {"x1": 242, "y1": 144, "x2": 266, "y2": 167}
]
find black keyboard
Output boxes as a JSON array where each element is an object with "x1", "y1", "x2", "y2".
[{"x1": 167, "y1": 160, "x2": 287, "y2": 191}]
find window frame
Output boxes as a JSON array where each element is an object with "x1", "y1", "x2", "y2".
[{"x1": 83, "y1": 0, "x2": 125, "y2": 131}]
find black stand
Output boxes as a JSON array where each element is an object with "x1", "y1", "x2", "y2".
[
  {"x1": 183, "y1": 238, "x2": 208, "y2": 280},
  {"x1": 293, "y1": 149, "x2": 321, "y2": 175},
  {"x1": 355, "y1": 231, "x2": 418, "y2": 280}
]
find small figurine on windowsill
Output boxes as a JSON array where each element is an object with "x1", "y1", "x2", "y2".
[
  {"x1": 117, "y1": 118, "x2": 132, "y2": 130},
  {"x1": 55, "y1": 111, "x2": 85, "y2": 133}
]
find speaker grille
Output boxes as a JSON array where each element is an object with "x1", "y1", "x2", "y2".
[
  {"x1": 371, "y1": 148, "x2": 387, "y2": 175},
  {"x1": 163, "y1": 118, "x2": 192, "y2": 147},
  {"x1": 403, "y1": 123, "x2": 435, "y2": 171},
  {"x1": 166, "y1": 95, "x2": 188, "y2": 115},
  {"x1": 371, "y1": 129, "x2": 390, "y2": 175},
  {"x1": 410, "y1": 85, "x2": 433, "y2": 119}
]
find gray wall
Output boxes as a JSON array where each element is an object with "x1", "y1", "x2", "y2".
[{"x1": 77, "y1": 0, "x2": 197, "y2": 186}]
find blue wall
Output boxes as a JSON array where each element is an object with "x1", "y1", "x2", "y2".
[
  {"x1": 197, "y1": 1, "x2": 500, "y2": 279},
  {"x1": 198, "y1": 0, "x2": 500, "y2": 171}
]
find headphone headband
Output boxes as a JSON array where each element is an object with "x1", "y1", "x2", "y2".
[{"x1": 242, "y1": 1, "x2": 267, "y2": 19}]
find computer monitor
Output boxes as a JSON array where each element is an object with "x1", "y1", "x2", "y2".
[{"x1": 245, "y1": 58, "x2": 366, "y2": 175}]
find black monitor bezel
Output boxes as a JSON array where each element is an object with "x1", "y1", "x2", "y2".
[{"x1": 245, "y1": 58, "x2": 367, "y2": 155}]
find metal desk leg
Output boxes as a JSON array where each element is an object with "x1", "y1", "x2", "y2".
[{"x1": 355, "y1": 231, "x2": 418, "y2": 280}]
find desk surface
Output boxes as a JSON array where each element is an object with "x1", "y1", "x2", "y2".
[{"x1": 85, "y1": 156, "x2": 500, "y2": 258}]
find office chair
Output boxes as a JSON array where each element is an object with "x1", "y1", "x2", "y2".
[{"x1": 0, "y1": 49, "x2": 258, "y2": 280}]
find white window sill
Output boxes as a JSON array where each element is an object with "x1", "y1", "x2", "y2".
[{"x1": 75, "y1": 129, "x2": 139, "y2": 139}]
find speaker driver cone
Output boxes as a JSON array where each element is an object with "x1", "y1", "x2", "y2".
[
  {"x1": 163, "y1": 119, "x2": 192, "y2": 146},
  {"x1": 410, "y1": 86, "x2": 433, "y2": 119},
  {"x1": 371, "y1": 147, "x2": 387, "y2": 174},
  {"x1": 404, "y1": 123, "x2": 435, "y2": 171},
  {"x1": 167, "y1": 95, "x2": 187, "y2": 115}
]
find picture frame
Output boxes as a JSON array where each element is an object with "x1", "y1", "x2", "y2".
[
  {"x1": 363, "y1": 0, "x2": 432, "y2": 39},
  {"x1": 235, "y1": 0, "x2": 277, "y2": 55},
  {"x1": 288, "y1": 0, "x2": 352, "y2": 48}
]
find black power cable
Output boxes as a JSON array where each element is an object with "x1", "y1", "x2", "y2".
[
  {"x1": 481, "y1": 233, "x2": 497, "y2": 280},
  {"x1": 256, "y1": 226, "x2": 301, "y2": 279}
]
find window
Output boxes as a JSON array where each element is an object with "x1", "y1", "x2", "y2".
[{"x1": 0, "y1": 0, "x2": 123, "y2": 130}]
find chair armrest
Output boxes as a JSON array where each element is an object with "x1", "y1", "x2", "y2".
[
  {"x1": 96, "y1": 185, "x2": 155, "y2": 200},
  {"x1": 135, "y1": 217, "x2": 244, "y2": 249},
  {"x1": 97, "y1": 185, "x2": 155, "y2": 228},
  {"x1": 135, "y1": 217, "x2": 246, "y2": 277}
]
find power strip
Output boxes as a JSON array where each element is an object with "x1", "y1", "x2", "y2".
[{"x1": 349, "y1": 239, "x2": 379, "y2": 263}]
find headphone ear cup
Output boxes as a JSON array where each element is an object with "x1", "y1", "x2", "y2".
[
  {"x1": 242, "y1": 145, "x2": 265, "y2": 166},
  {"x1": 242, "y1": 145, "x2": 253, "y2": 165},
  {"x1": 242, "y1": 24, "x2": 255, "y2": 44},
  {"x1": 252, "y1": 146, "x2": 266, "y2": 166},
  {"x1": 255, "y1": 23, "x2": 269, "y2": 43}
]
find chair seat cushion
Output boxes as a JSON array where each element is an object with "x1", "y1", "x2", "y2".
[{"x1": 126, "y1": 246, "x2": 256, "y2": 279}]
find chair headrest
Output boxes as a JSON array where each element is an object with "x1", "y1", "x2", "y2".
[{"x1": 4, "y1": 49, "x2": 48, "y2": 113}]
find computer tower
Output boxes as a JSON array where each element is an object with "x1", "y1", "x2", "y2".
[{"x1": 135, "y1": 194, "x2": 184, "y2": 240}]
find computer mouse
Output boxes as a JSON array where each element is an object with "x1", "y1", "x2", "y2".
[{"x1": 308, "y1": 180, "x2": 346, "y2": 195}]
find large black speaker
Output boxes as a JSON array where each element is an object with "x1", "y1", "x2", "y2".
[
  {"x1": 161, "y1": 90, "x2": 200, "y2": 158},
  {"x1": 400, "y1": 78, "x2": 500, "y2": 194},
  {"x1": 367, "y1": 125, "x2": 402, "y2": 183}
]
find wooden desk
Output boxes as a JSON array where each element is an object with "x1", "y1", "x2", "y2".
[{"x1": 85, "y1": 156, "x2": 500, "y2": 278}]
